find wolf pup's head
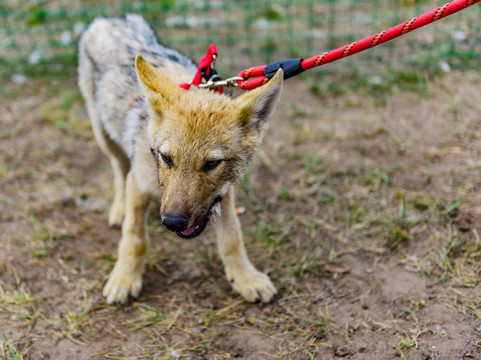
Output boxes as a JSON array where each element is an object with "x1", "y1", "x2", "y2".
[{"x1": 135, "y1": 55, "x2": 283, "y2": 239}]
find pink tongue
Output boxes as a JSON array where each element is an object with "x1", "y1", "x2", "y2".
[{"x1": 180, "y1": 225, "x2": 198, "y2": 236}]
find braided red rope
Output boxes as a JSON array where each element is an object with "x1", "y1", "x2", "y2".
[{"x1": 237, "y1": 0, "x2": 480, "y2": 90}]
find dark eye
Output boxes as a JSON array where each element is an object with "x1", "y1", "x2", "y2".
[
  {"x1": 203, "y1": 159, "x2": 222, "y2": 172},
  {"x1": 150, "y1": 145, "x2": 157, "y2": 157},
  {"x1": 161, "y1": 153, "x2": 173, "y2": 168}
]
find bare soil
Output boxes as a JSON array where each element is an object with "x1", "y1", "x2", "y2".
[{"x1": 1, "y1": 69, "x2": 480, "y2": 359}]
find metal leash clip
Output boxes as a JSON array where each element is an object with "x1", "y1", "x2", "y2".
[{"x1": 198, "y1": 76, "x2": 244, "y2": 89}]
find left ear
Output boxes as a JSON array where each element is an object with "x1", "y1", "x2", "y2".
[
  {"x1": 235, "y1": 69, "x2": 283, "y2": 131},
  {"x1": 135, "y1": 54, "x2": 183, "y2": 115}
]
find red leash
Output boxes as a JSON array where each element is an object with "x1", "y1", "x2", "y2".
[{"x1": 181, "y1": 0, "x2": 480, "y2": 91}]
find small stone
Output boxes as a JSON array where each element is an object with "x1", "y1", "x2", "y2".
[{"x1": 334, "y1": 345, "x2": 352, "y2": 357}]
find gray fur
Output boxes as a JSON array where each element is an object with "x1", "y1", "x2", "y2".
[{"x1": 78, "y1": 14, "x2": 197, "y2": 159}]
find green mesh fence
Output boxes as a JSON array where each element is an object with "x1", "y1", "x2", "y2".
[{"x1": 1, "y1": 0, "x2": 480, "y2": 77}]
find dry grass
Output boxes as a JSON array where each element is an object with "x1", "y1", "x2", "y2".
[{"x1": 1, "y1": 68, "x2": 481, "y2": 359}]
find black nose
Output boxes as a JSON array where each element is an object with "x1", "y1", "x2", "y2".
[{"x1": 162, "y1": 214, "x2": 189, "y2": 232}]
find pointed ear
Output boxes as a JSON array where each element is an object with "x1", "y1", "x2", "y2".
[
  {"x1": 236, "y1": 68, "x2": 283, "y2": 131},
  {"x1": 135, "y1": 54, "x2": 182, "y2": 113}
]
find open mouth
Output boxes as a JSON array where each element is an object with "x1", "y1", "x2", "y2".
[{"x1": 176, "y1": 196, "x2": 222, "y2": 239}]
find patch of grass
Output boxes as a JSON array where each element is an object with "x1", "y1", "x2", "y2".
[
  {"x1": 248, "y1": 222, "x2": 291, "y2": 247},
  {"x1": 58, "y1": 307, "x2": 90, "y2": 338},
  {"x1": 5, "y1": 290, "x2": 40, "y2": 306},
  {"x1": 279, "y1": 187, "x2": 290, "y2": 200},
  {"x1": 290, "y1": 102, "x2": 309, "y2": 118},
  {"x1": 0, "y1": 334, "x2": 26, "y2": 360},
  {"x1": 14, "y1": 307, "x2": 39, "y2": 335},
  {"x1": 100, "y1": 253, "x2": 116, "y2": 264},
  {"x1": 309, "y1": 81, "x2": 324, "y2": 97},
  {"x1": 328, "y1": 67, "x2": 434, "y2": 110},
  {"x1": 145, "y1": 249, "x2": 168, "y2": 275},
  {"x1": 24, "y1": 215, "x2": 71, "y2": 258},
  {"x1": 412, "y1": 196, "x2": 430, "y2": 213},
  {"x1": 37, "y1": 88, "x2": 84, "y2": 134},
  {"x1": 297, "y1": 303, "x2": 331, "y2": 336},
  {"x1": 301, "y1": 152, "x2": 329, "y2": 175},
  {"x1": 444, "y1": 199, "x2": 464, "y2": 221},
  {"x1": 386, "y1": 226, "x2": 410, "y2": 251},
  {"x1": 361, "y1": 169, "x2": 390, "y2": 187},
  {"x1": 334, "y1": 202, "x2": 366, "y2": 228},
  {"x1": 129, "y1": 303, "x2": 169, "y2": 330},
  {"x1": 59, "y1": 89, "x2": 83, "y2": 113},
  {"x1": 394, "y1": 305, "x2": 427, "y2": 356},
  {"x1": 327, "y1": 81, "x2": 345, "y2": 96},
  {"x1": 317, "y1": 190, "x2": 336, "y2": 204},
  {"x1": 396, "y1": 333, "x2": 418, "y2": 349},
  {"x1": 293, "y1": 255, "x2": 324, "y2": 278},
  {"x1": 433, "y1": 229, "x2": 467, "y2": 283}
]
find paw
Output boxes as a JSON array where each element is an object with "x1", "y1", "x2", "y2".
[
  {"x1": 108, "y1": 202, "x2": 124, "y2": 228},
  {"x1": 103, "y1": 261, "x2": 142, "y2": 304},
  {"x1": 229, "y1": 269, "x2": 277, "y2": 303}
]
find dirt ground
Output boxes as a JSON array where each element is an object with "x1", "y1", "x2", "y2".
[{"x1": 1, "y1": 68, "x2": 480, "y2": 359}]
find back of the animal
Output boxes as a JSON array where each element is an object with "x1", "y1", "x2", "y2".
[{"x1": 78, "y1": 14, "x2": 197, "y2": 143}]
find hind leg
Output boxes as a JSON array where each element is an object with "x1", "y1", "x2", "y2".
[
  {"x1": 92, "y1": 120, "x2": 130, "y2": 228},
  {"x1": 81, "y1": 95, "x2": 129, "y2": 226},
  {"x1": 107, "y1": 144, "x2": 130, "y2": 228},
  {"x1": 79, "y1": 53, "x2": 130, "y2": 227}
]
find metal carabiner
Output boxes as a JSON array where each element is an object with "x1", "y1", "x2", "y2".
[{"x1": 198, "y1": 76, "x2": 245, "y2": 89}]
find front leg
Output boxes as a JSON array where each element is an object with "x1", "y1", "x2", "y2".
[
  {"x1": 214, "y1": 189, "x2": 277, "y2": 303},
  {"x1": 103, "y1": 171, "x2": 150, "y2": 304}
]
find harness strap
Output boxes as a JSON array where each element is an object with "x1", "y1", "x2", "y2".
[{"x1": 179, "y1": 44, "x2": 223, "y2": 93}]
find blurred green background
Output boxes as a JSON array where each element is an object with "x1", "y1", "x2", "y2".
[{"x1": 1, "y1": 0, "x2": 480, "y2": 78}]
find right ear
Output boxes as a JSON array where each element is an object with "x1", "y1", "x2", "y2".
[{"x1": 135, "y1": 54, "x2": 183, "y2": 114}]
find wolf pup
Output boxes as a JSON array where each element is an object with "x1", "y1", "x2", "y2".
[{"x1": 78, "y1": 14, "x2": 283, "y2": 304}]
